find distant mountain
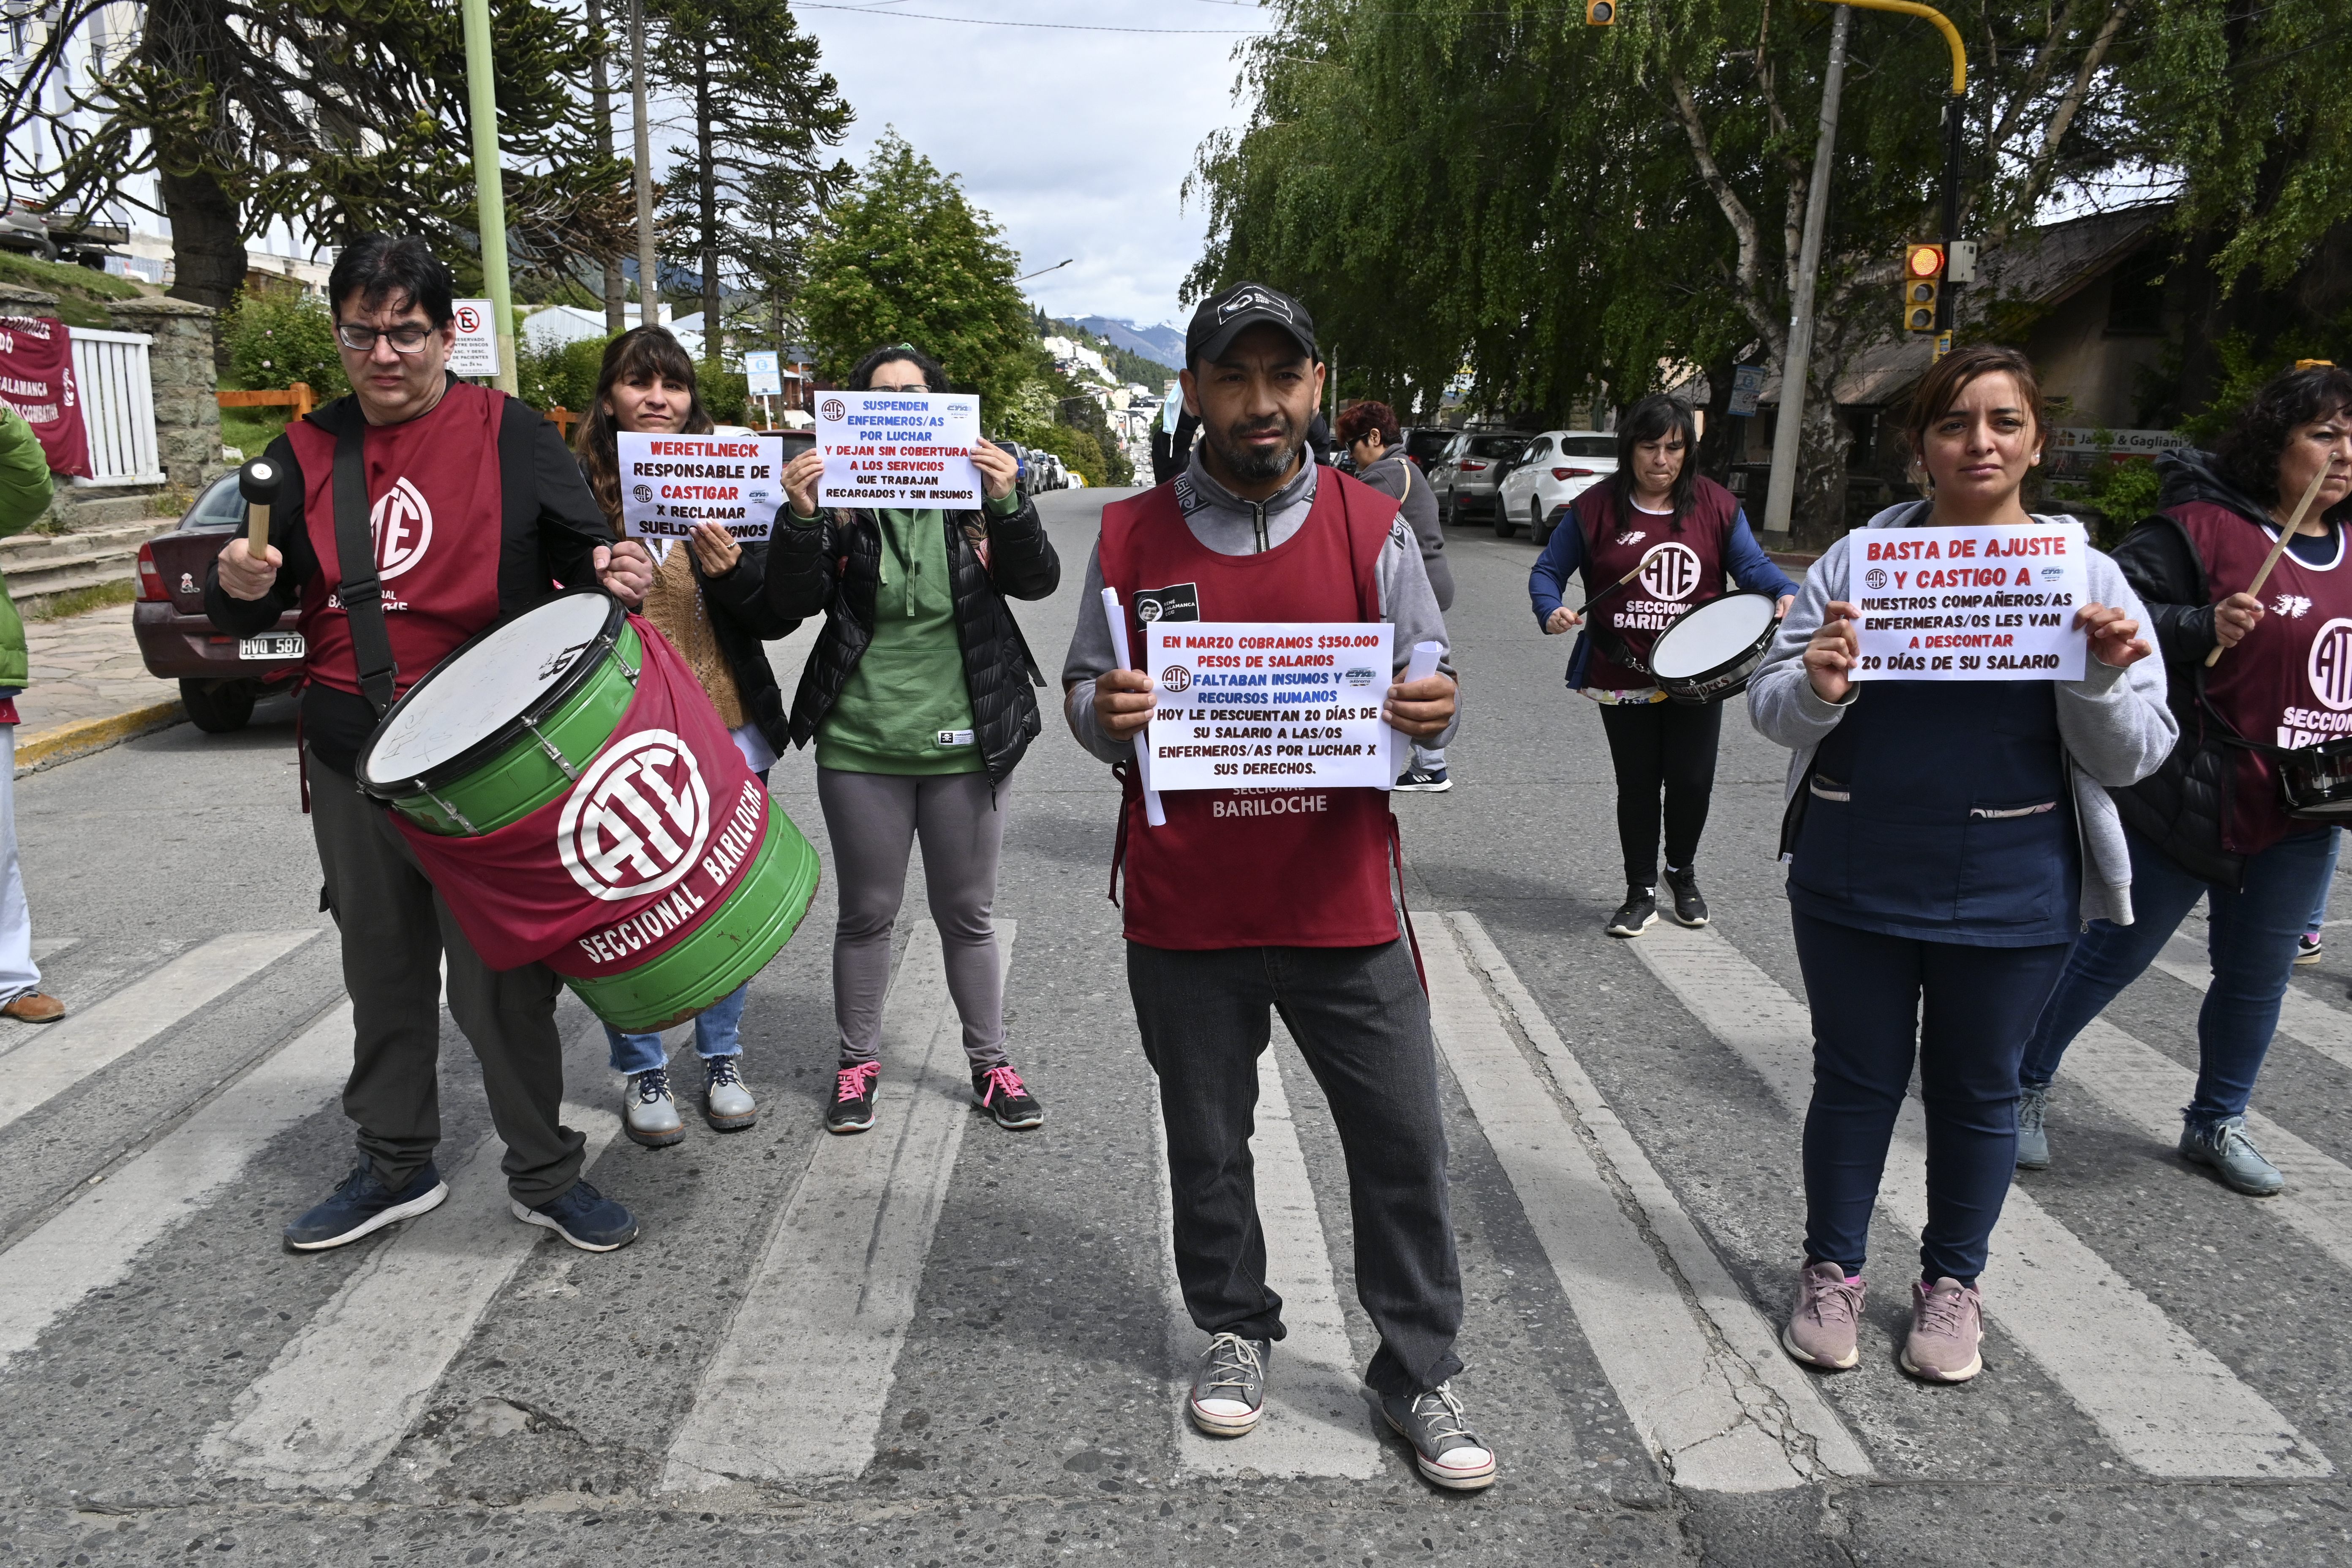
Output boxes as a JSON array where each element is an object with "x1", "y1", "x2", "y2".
[{"x1": 1073, "y1": 316, "x2": 1186, "y2": 370}]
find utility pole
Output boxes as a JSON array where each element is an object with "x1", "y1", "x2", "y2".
[
  {"x1": 588, "y1": 0, "x2": 625, "y2": 337},
  {"x1": 1761, "y1": 4, "x2": 1849, "y2": 544},
  {"x1": 629, "y1": 0, "x2": 661, "y2": 334},
  {"x1": 459, "y1": 0, "x2": 519, "y2": 394}
]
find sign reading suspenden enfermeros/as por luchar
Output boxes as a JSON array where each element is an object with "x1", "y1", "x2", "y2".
[
  {"x1": 614, "y1": 430, "x2": 783, "y2": 542},
  {"x1": 1143, "y1": 621, "x2": 1396, "y2": 790},
  {"x1": 814, "y1": 391, "x2": 984, "y2": 507},
  {"x1": 1849, "y1": 521, "x2": 2091, "y2": 682}
]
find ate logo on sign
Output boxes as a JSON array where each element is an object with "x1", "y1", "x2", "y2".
[
  {"x1": 1639, "y1": 542, "x2": 1704, "y2": 602},
  {"x1": 370, "y1": 477, "x2": 434, "y2": 580},
  {"x1": 557, "y1": 730, "x2": 713, "y2": 901},
  {"x1": 2308, "y1": 618, "x2": 2352, "y2": 713}
]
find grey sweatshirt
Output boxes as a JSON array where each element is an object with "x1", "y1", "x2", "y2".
[
  {"x1": 1061, "y1": 445, "x2": 1459, "y2": 765},
  {"x1": 1747, "y1": 502, "x2": 2178, "y2": 927}
]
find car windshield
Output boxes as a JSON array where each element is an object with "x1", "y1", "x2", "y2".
[
  {"x1": 184, "y1": 474, "x2": 243, "y2": 529},
  {"x1": 1559, "y1": 437, "x2": 1617, "y2": 458},
  {"x1": 1404, "y1": 430, "x2": 1455, "y2": 463},
  {"x1": 1467, "y1": 436, "x2": 1526, "y2": 460}
]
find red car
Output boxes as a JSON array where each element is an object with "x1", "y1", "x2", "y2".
[{"x1": 132, "y1": 472, "x2": 303, "y2": 732}]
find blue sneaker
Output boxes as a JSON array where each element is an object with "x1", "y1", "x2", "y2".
[
  {"x1": 2179, "y1": 1114, "x2": 2284, "y2": 1196},
  {"x1": 284, "y1": 1162, "x2": 449, "y2": 1252},
  {"x1": 510, "y1": 1178, "x2": 640, "y2": 1251}
]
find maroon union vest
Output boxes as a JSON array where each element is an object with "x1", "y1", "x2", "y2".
[
  {"x1": 1573, "y1": 478, "x2": 1740, "y2": 689},
  {"x1": 2173, "y1": 499, "x2": 2352, "y2": 854},
  {"x1": 1098, "y1": 469, "x2": 1402, "y2": 949},
  {"x1": 283, "y1": 383, "x2": 507, "y2": 703}
]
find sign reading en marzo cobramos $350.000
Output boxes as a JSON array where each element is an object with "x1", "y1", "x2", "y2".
[
  {"x1": 1850, "y1": 522, "x2": 2091, "y2": 682},
  {"x1": 1144, "y1": 621, "x2": 1397, "y2": 790},
  {"x1": 816, "y1": 391, "x2": 984, "y2": 507}
]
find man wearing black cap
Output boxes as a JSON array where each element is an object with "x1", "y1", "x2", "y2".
[{"x1": 1060, "y1": 283, "x2": 1492, "y2": 1490}]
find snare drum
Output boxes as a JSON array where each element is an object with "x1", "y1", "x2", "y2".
[
  {"x1": 2279, "y1": 736, "x2": 2352, "y2": 822},
  {"x1": 1648, "y1": 592, "x2": 1781, "y2": 705}
]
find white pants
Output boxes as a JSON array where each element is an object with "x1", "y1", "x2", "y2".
[{"x1": 0, "y1": 727, "x2": 38, "y2": 1001}]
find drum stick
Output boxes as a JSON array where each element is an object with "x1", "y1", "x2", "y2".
[
  {"x1": 2206, "y1": 459, "x2": 2339, "y2": 667},
  {"x1": 1101, "y1": 588, "x2": 1166, "y2": 827},
  {"x1": 1571, "y1": 544, "x2": 1668, "y2": 622},
  {"x1": 238, "y1": 457, "x2": 280, "y2": 565}
]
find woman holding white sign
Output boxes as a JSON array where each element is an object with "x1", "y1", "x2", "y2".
[
  {"x1": 575, "y1": 327, "x2": 798, "y2": 1147},
  {"x1": 1750, "y1": 345, "x2": 2173, "y2": 1383},
  {"x1": 769, "y1": 343, "x2": 1059, "y2": 1137}
]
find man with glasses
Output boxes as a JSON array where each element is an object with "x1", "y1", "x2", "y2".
[{"x1": 207, "y1": 234, "x2": 657, "y2": 1255}]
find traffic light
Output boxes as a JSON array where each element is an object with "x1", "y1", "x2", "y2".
[
  {"x1": 1585, "y1": 0, "x2": 1615, "y2": 22},
  {"x1": 1903, "y1": 242, "x2": 1945, "y2": 333}
]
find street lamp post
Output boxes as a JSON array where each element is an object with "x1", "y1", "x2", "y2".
[
  {"x1": 630, "y1": 0, "x2": 660, "y2": 334},
  {"x1": 459, "y1": 0, "x2": 519, "y2": 395}
]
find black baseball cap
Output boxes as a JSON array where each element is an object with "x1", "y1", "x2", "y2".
[{"x1": 1185, "y1": 282, "x2": 1318, "y2": 368}]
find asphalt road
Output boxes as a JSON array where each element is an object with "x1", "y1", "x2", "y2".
[{"x1": 3, "y1": 485, "x2": 2350, "y2": 1566}]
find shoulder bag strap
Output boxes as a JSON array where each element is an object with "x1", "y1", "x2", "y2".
[{"x1": 331, "y1": 419, "x2": 398, "y2": 717}]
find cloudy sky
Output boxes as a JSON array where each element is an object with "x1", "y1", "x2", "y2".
[{"x1": 657, "y1": 0, "x2": 1271, "y2": 334}]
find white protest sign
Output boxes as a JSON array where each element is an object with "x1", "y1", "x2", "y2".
[
  {"x1": 449, "y1": 299, "x2": 498, "y2": 377},
  {"x1": 744, "y1": 351, "x2": 781, "y2": 396},
  {"x1": 1850, "y1": 520, "x2": 2089, "y2": 681},
  {"x1": 1144, "y1": 622, "x2": 1395, "y2": 790},
  {"x1": 815, "y1": 391, "x2": 983, "y2": 507},
  {"x1": 614, "y1": 430, "x2": 782, "y2": 542}
]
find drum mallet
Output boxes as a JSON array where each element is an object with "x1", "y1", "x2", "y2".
[
  {"x1": 239, "y1": 457, "x2": 280, "y2": 566},
  {"x1": 2207, "y1": 457, "x2": 2339, "y2": 667}
]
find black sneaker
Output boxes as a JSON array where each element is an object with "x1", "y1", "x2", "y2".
[
  {"x1": 510, "y1": 1178, "x2": 640, "y2": 1251},
  {"x1": 1662, "y1": 866, "x2": 1710, "y2": 928},
  {"x1": 2297, "y1": 932, "x2": 2322, "y2": 965},
  {"x1": 284, "y1": 1161, "x2": 449, "y2": 1252},
  {"x1": 1605, "y1": 886, "x2": 1658, "y2": 938},
  {"x1": 1393, "y1": 765, "x2": 1452, "y2": 793},
  {"x1": 973, "y1": 1063, "x2": 1044, "y2": 1130},
  {"x1": 826, "y1": 1060, "x2": 879, "y2": 1135},
  {"x1": 1380, "y1": 1382, "x2": 1497, "y2": 1490}
]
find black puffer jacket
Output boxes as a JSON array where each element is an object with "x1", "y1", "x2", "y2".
[{"x1": 765, "y1": 498, "x2": 1059, "y2": 785}]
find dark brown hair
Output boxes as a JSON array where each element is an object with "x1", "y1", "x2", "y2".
[
  {"x1": 1334, "y1": 400, "x2": 1400, "y2": 449},
  {"x1": 2213, "y1": 363, "x2": 2352, "y2": 524},
  {"x1": 1608, "y1": 394, "x2": 1700, "y2": 530},
  {"x1": 574, "y1": 327, "x2": 714, "y2": 530},
  {"x1": 1900, "y1": 343, "x2": 2047, "y2": 488}
]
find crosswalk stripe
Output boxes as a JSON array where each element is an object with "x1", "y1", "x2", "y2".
[
  {"x1": 2052, "y1": 1018, "x2": 2352, "y2": 1277},
  {"x1": 1433, "y1": 913, "x2": 1870, "y2": 1488},
  {"x1": 1631, "y1": 920, "x2": 2331, "y2": 1480},
  {"x1": 659, "y1": 921, "x2": 1016, "y2": 1491},
  {"x1": 1157, "y1": 1037, "x2": 1385, "y2": 1479},
  {"x1": 2152, "y1": 947, "x2": 2352, "y2": 1076},
  {"x1": 0, "y1": 999, "x2": 354, "y2": 1371},
  {"x1": 0, "y1": 930, "x2": 318, "y2": 1132},
  {"x1": 29, "y1": 936, "x2": 73, "y2": 961},
  {"x1": 203, "y1": 1013, "x2": 625, "y2": 1493}
]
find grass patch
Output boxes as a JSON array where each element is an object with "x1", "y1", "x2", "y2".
[
  {"x1": 219, "y1": 405, "x2": 291, "y2": 459},
  {"x1": 0, "y1": 250, "x2": 145, "y2": 301},
  {"x1": 27, "y1": 578, "x2": 136, "y2": 621}
]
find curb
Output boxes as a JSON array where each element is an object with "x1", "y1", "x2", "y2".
[{"x1": 14, "y1": 700, "x2": 186, "y2": 778}]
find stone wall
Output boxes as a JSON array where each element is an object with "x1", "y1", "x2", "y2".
[{"x1": 108, "y1": 296, "x2": 220, "y2": 495}]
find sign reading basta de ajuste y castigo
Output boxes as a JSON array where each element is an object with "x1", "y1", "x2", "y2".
[
  {"x1": 1850, "y1": 521, "x2": 2089, "y2": 682},
  {"x1": 1143, "y1": 621, "x2": 1396, "y2": 789}
]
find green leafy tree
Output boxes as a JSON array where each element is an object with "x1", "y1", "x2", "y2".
[
  {"x1": 1028, "y1": 422, "x2": 1108, "y2": 487},
  {"x1": 224, "y1": 290, "x2": 348, "y2": 398},
  {"x1": 515, "y1": 333, "x2": 614, "y2": 417},
  {"x1": 799, "y1": 132, "x2": 1041, "y2": 422}
]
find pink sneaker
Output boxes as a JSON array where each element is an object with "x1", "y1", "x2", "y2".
[
  {"x1": 1782, "y1": 1260, "x2": 1866, "y2": 1369},
  {"x1": 1901, "y1": 1277, "x2": 1984, "y2": 1382}
]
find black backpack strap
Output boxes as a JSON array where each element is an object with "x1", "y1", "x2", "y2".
[
  {"x1": 498, "y1": 392, "x2": 540, "y2": 537},
  {"x1": 330, "y1": 418, "x2": 399, "y2": 717}
]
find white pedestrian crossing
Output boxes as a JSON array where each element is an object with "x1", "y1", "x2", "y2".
[
  {"x1": 660, "y1": 921, "x2": 1017, "y2": 1491},
  {"x1": 1630, "y1": 919, "x2": 2331, "y2": 1480},
  {"x1": 0, "y1": 929, "x2": 318, "y2": 1131},
  {"x1": 2152, "y1": 945, "x2": 2352, "y2": 1076}
]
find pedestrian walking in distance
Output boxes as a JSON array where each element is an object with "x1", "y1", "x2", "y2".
[
  {"x1": 1530, "y1": 394, "x2": 1797, "y2": 936},
  {"x1": 1063, "y1": 281, "x2": 1494, "y2": 1490},
  {"x1": 208, "y1": 235, "x2": 656, "y2": 1254},
  {"x1": 0, "y1": 402, "x2": 65, "y2": 1026},
  {"x1": 574, "y1": 327, "x2": 798, "y2": 1147},
  {"x1": 1339, "y1": 400, "x2": 1454, "y2": 792},
  {"x1": 768, "y1": 343, "x2": 1058, "y2": 1137},
  {"x1": 1751, "y1": 345, "x2": 2174, "y2": 1383},
  {"x1": 2017, "y1": 363, "x2": 2352, "y2": 1195}
]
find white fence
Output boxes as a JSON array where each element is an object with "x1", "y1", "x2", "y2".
[{"x1": 68, "y1": 327, "x2": 163, "y2": 486}]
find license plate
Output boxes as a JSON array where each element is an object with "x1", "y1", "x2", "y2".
[{"x1": 239, "y1": 634, "x2": 304, "y2": 661}]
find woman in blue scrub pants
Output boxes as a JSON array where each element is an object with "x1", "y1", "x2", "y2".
[{"x1": 1750, "y1": 346, "x2": 2175, "y2": 1385}]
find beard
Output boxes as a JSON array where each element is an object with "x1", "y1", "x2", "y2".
[{"x1": 1206, "y1": 412, "x2": 1299, "y2": 484}]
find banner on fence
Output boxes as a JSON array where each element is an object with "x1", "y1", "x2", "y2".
[{"x1": 0, "y1": 316, "x2": 89, "y2": 477}]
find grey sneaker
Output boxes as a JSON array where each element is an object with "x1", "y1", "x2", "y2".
[
  {"x1": 2015, "y1": 1084, "x2": 2050, "y2": 1170},
  {"x1": 1782, "y1": 1260, "x2": 1866, "y2": 1370},
  {"x1": 1187, "y1": 1332, "x2": 1269, "y2": 1437},
  {"x1": 623, "y1": 1067, "x2": 685, "y2": 1148},
  {"x1": 1379, "y1": 1382, "x2": 1497, "y2": 1491},
  {"x1": 1900, "y1": 1277, "x2": 1984, "y2": 1383},
  {"x1": 701, "y1": 1054, "x2": 758, "y2": 1132},
  {"x1": 2179, "y1": 1113, "x2": 2284, "y2": 1195},
  {"x1": 1606, "y1": 885, "x2": 1658, "y2": 938}
]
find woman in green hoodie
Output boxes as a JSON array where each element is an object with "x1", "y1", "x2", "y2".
[{"x1": 0, "y1": 403, "x2": 63, "y2": 1023}]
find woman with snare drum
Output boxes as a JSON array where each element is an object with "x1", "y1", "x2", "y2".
[
  {"x1": 574, "y1": 326, "x2": 798, "y2": 1148},
  {"x1": 1751, "y1": 344, "x2": 2174, "y2": 1383},
  {"x1": 2015, "y1": 363, "x2": 2352, "y2": 1196},
  {"x1": 1529, "y1": 393, "x2": 1797, "y2": 936}
]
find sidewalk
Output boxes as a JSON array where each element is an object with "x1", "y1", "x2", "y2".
[{"x1": 13, "y1": 603, "x2": 186, "y2": 775}]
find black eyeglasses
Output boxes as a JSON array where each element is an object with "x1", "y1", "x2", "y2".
[{"x1": 335, "y1": 322, "x2": 433, "y2": 354}]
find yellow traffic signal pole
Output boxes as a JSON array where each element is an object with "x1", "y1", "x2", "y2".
[
  {"x1": 460, "y1": 0, "x2": 520, "y2": 395},
  {"x1": 1833, "y1": 0, "x2": 1968, "y2": 334}
]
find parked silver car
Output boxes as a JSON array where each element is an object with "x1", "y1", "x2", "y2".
[{"x1": 1428, "y1": 431, "x2": 1531, "y2": 526}]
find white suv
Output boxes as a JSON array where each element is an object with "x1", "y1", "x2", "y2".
[{"x1": 1495, "y1": 431, "x2": 1618, "y2": 543}]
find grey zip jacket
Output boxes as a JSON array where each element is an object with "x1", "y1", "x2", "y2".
[{"x1": 1748, "y1": 502, "x2": 2178, "y2": 927}]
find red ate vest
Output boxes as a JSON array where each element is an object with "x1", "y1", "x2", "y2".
[
  {"x1": 2172, "y1": 499, "x2": 2352, "y2": 855},
  {"x1": 1099, "y1": 470, "x2": 1401, "y2": 949},
  {"x1": 1573, "y1": 479, "x2": 1740, "y2": 689},
  {"x1": 282, "y1": 383, "x2": 507, "y2": 702}
]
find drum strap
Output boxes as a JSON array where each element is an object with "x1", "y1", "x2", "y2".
[{"x1": 330, "y1": 419, "x2": 400, "y2": 719}]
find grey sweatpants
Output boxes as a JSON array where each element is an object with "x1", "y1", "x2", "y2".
[{"x1": 816, "y1": 767, "x2": 1009, "y2": 1070}]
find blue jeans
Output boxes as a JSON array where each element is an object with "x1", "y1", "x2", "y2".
[
  {"x1": 2307, "y1": 828, "x2": 2340, "y2": 934},
  {"x1": 604, "y1": 982, "x2": 749, "y2": 1076},
  {"x1": 2020, "y1": 825, "x2": 2336, "y2": 1124}
]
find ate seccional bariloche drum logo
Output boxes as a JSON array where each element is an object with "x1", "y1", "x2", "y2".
[{"x1": 557, "y1": 730, "x2": 713, "y2": 901}]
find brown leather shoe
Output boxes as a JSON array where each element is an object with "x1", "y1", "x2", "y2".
[{"x1": 1, "y1": 991, "x2": 66, "y2": 1024}]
